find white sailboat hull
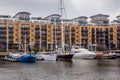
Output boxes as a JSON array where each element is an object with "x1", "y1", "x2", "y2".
[{"x1": 36, "y1": 53, "x2": 57, "y2": 61}]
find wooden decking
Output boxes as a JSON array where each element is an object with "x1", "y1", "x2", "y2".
[
  {"x1": 0, "y1": 52, "x2": 32, "y2": 56},
  {"x1": 0, "y1": 52, "x2": 8, "y2": 56}
]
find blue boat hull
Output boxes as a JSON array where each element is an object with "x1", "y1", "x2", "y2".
[{"x1": 19, "y1": 54, "x2": 36, "y2": 63}]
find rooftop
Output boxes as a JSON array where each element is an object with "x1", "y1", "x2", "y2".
[
  {"x1": 72, "y1": 16, "x2": 88, "y2": 20},
  {"x1": 13, "y1": 11, "x2": 31, "y2": 18},
  {"x1": 44, "y1": 14, "x2": 61, "y2": 19},
  {"x1": 90, "y1": 14, "x2": 109, "y2": 18}
]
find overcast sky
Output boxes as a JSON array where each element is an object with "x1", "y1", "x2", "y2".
[{"x1": 0, "y1": 0, "x2": 120, "y2": 21}]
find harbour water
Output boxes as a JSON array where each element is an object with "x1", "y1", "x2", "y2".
[{"x1": 0, "y1": 59, "x2": 120, "y2": 80}]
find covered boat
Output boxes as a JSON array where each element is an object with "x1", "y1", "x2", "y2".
[
  {"x1": 18, "y1": 35, "x2": 37, "y2": 63},
  {"x1": 18, "y1": 54, "x2": 36, "y2": 63}
]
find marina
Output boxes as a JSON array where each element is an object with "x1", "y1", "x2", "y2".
[{"x1": 0, "y1": 0, "x2": 120, "y2": 80}]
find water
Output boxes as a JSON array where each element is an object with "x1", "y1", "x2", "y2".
[{"x1": 0, "y1": 59, "x2": 120, "y2": 80}]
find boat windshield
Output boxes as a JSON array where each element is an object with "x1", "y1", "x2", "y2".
[
  {"x1": 73, "y1": 46, "x2": 79, "y2": 49},
  {"x1": 74, "y1": 51, "x2": 80, "y2": 53},
  {"x1": 13, "y1": 52, "x2": 19, "y2": 54}
]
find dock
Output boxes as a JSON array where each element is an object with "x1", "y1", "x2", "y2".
[
  {"x1": 0, "y1": 52, "x2": 18, "y2": 62},
  {"x1": 0, "y1": 52, "x2": 8, "y2": 56},
  {"x1": 1, "y1": 57, "x2": 19, "y2": 62}
]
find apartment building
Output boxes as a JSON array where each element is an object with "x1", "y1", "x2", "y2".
[{"x1": 0, "y1": 12, "x2": 119, "y2": 52}]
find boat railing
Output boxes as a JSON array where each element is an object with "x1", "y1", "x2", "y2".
[{"x1": 37, "y1": 51, "x2": 56, "y2": 54}]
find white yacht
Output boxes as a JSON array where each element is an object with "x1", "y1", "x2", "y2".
[{"x1": 71, "y1": 46, "x2": 97, "y2": 59}]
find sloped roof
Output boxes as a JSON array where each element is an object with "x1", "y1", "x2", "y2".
[
  {"x1": 13, "y1": 11, "x2": 31, "y2": 18},
  {"x1": 44, "y1": 14, "x2": 61, "y2": 19},
  {"x1": 90, "y1": 14, "x2": 109, "y2": 18}
]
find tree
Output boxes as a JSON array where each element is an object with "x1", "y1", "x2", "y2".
[
  {"x1": 97, "y1": 44, "x2": 107, "y2": 51},
  {"x1": 33, "y1": 48, "x2": 39, "y2": 54},
  {"x1": 0, "y1": 44, "x2": 5, "y2": 52},
  {"x1": 33, "y1": 42, "x2": 40, "y2": 54}
]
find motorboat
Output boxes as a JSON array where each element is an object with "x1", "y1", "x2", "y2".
[
  {"x1": 36, "y1": 51, "x2": 57, "y2": 61},
  {"x1": 71, "y1": 46, "x2": 97, "y2": 59},
  {"x1": 4, "y1": 51, "x2": 21, "y2": 62},
  {"x1": 95, "y1": 51, "x2": 117, "y2": 59},
  {"x1": 116, "y1": 53, "x2": 120, "y2": 58}
]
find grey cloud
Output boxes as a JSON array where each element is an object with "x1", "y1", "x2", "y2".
[{"x1": 0, "y1": 0, "x2": 120, "y2": 20}]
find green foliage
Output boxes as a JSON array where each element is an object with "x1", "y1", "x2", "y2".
[
  {"x1": 40, "y1": 47, "x2": 47, "y2": 51},
  {"x1": 33, "y1": 48, "x2": 39, "y2": 54},
  {"x1": 111, "y1": 47, "x2": 117, "y2": 50}
]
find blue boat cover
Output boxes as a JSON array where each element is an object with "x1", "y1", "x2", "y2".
[{"x1": 18, "y1": 54, "x2": 36, "y2": 63}]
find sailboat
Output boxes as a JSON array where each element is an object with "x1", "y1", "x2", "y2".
[
  {"x1": 56, "y1": 26, "x2": 74, "y2": 61},
  {"x1": 36, "y1": 51, "x2": 57, "y2": 61},
  {"x1": 56, "y1": 48, "x2": 74, "y2": 61},
  {"x1": 18, "y1": 35, "x2": 36, "y2": 63},
  {"x1": 55, "y1": 0, "x2": 74, "y2": 61}
]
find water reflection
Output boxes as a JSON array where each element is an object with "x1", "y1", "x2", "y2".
[
  {"x1": 61, "y1": 60, "x2": 73, "y2": 68},
  {"x1": 0, "y1": 59, "x2": 120, "y2": 80}
]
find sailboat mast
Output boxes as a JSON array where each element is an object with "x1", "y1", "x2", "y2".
[
  {"x1": 58, "y1": 0, "x2": 66, "y2": 51},
  {"x1": 24, "y1": 35, "x2": 27, "y2": 54},
  {"x1": 58, "y1": 0, "x2": 66, "y2": 18},
  {"x1": 54, "y1": 17, "x2": 57, "y2": 50}
]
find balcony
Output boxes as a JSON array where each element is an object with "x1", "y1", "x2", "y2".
[
  {"x1": 35, "y1": 31, "x2": 40, "y2": 34},
  {"x1": 82, "y1": 33, "x2": 88, "y2": 36},
  {"x1": 82, "y1": 36, "x2": 88, "y2": 39}
]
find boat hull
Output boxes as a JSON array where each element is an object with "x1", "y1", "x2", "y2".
[
  {"x1": 2, "y1": 56, "x2": 19, "y2": 62},
  {"x1": 36, "y1": 54, "x2": 57, "y2": 61},
  {"x1": 57, "y1": 54, "x2": 74, "y2": 61},
  {"x1": 95, "y1": 53, "x2": 117, "y2": 59},
  {"x1": 116, "y1": 53, "x2": 120, "y2": 58},
  {"x1": 102, "y1": 55, "x2": 117, "y2": 59},
  {"x1": 73, "y1": 53, "x2": 96, "y2": 59},
  {"x1": 19, "y1": 54, "x2": 36, "y2": 63},
  {"x1": 3, "y1": 52, "x2": 21, "y2": 62}
]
